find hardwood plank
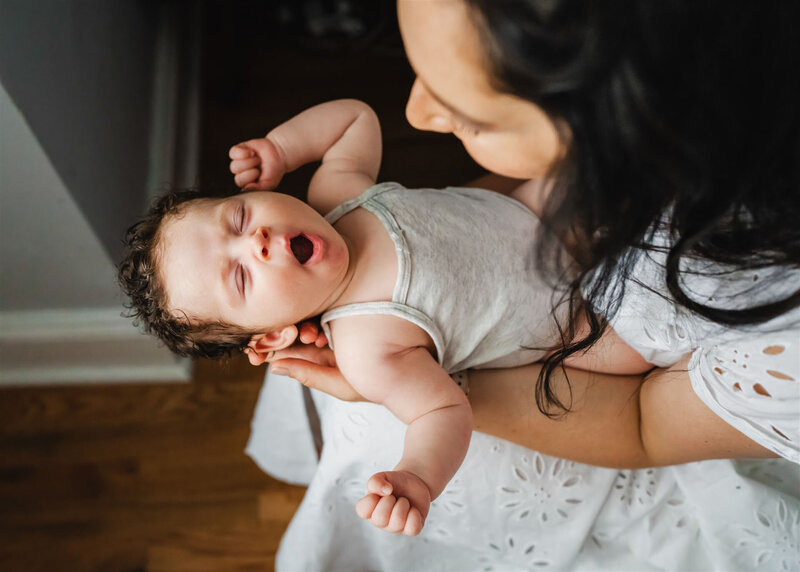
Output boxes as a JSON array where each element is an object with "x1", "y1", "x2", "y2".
[
  {"x1": 0, "y1": 355, "x2": 304, "y2": 572},
  {"x1": 147, "y1": 522, "x2": 289, "y2": 572}
]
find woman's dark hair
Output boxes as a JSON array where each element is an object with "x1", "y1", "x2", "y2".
[
  {"x1": 465, "y1": 0, "x2": 800, "y2": 415},
  {"x1": 118, "y1": 187, "x2": 258, "y2": 359}
]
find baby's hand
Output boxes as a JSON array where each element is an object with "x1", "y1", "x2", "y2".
[
  {"x1": 355, "y1": 471, "x2": 431, "y2": 536},
  {"x1": 228, "y1": 137, "x2": 286, "y2": 191}
]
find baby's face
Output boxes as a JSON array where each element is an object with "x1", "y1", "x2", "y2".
[{"x1": 158, "y1": 191, "x2": 350, "y2": 333}]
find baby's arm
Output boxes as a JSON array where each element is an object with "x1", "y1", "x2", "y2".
[
  {"x1": 229, "y1": 99, "x2": 382, "y2": 213},
  {"x1": 329, "y1": 314, "x2": 472, "y2": 536}
]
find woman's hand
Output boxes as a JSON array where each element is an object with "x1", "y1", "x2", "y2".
[
  {"x1": 269, "y1": 321, "x2": 364, "y2": 402},
  {"x1": 297, "y1": 320, "x2": 329, "y2": 348},
  {"x1": 229, "y1": 137, "x2": 286, "y2": 191}
]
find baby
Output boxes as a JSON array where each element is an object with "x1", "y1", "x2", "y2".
[{"x1": 119, "y1": 99, "x2": 650, "y2": 536}]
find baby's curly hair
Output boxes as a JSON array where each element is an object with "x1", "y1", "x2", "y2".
[{"x1": 118, "y1": 187, "x2": 259, "y2": 359}]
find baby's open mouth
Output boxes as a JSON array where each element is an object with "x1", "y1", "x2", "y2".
[{"x1": 290, "y1": 234, "x2": 314, "y2": 264}]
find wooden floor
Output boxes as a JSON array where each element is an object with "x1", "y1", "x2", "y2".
[{"x1": 0, "y1": 357, "x2": 305, "y2": 571}]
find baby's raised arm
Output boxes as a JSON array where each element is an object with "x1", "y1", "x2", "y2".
[
  {"x1": 329, "y1": 314, "x2": 472, "y2": 536},
  {"x1": 229, "y1": 99, "x2": 382, "y2": 213}
]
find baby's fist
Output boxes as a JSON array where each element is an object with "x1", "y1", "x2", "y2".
[
  {"x1": 228, "y1": 138, "x2": 285, "y2": 191},
  {"x1": 355, "y1": 471, "x2": 431, "y2": 536}
]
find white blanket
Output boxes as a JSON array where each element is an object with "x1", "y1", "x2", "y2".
[{"x1": 247, "y1": 371, "x2": 800, "y2": 571}]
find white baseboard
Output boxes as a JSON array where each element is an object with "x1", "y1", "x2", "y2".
[{"x1": 0, "y1": 307, "x2": 191, "y2": 387}]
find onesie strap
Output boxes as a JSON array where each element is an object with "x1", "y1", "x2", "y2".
[
  {"x1": 320, "y1": 301, "x2": 447, "y2": 367},
  {"x1": 323, "y1": 181, "x2": 412, "y2": 304},
  {"x1": 324, "y1": 182, "x2": 404, "y2": 225}
]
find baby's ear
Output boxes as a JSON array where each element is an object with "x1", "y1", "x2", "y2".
[{"x1": 244, "y1": 325, "x2": 298, "y2": 366}]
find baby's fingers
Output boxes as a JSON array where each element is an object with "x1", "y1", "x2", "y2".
[
  {"x1": 385, "y1": 496, "x2": 410, "y2": 534},
  {"x1": 355, "y1": 493, "x2": 380, "y2": 520},
  {"x1": 234, "y1": 168, "x2": 261, "y2": 188},
  {"x1": 368, "y1": 495, "x2": 397, "y2": 528},
  {"x1": 230, "y1": 156, "x2": 261, "y2": 175},
  {"x1": 403, "y1": 507, "x2": 424, "y2": 536},
  {"x1": 229, "y1": 144, "x2": 255, "y2": 160},
  {"x1": 367, "y1": 473, "x2": 393, "y2": 496}
]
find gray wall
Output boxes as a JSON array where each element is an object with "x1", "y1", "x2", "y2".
[
  {"x1": 0, "y1": 0, "x2": 158, "y2": 262},
  {"x1": 0, "y1": 0, "x2": 194, "y2": 384},
  {"x1": 0, "y1": 85, "x2": 122, "y2": 310}
]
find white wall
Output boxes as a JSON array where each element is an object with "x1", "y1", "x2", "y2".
[
  {"x1": 0, "y1": 0, "x2": 200, "y2": 386},
  {"x1": 0, "y1": 0, "x2": 157, "y2": 261},
  {"x1": 0, "y1": 85, "x2": 123, "y2": 310},
  {"x1": 0, "y1": 66, "x2": 189, "y2": 386}
]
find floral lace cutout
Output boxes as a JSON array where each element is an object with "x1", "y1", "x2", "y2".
[
  {"x1": 690, "y1": 333, "x2": 800, "y2": 462},
  {"x1": 614, "y1": 469, "x2": 658, "y2": 508},
  {"x1": 712, "y1": 342, "x2": 797, "y2": 402},
  {"x1": 733, "y1": 497, "x2": 800, "y2": 571},
  {"x1": 264, "y1": 395, "x2": 800, "y2": 571},
  {"x1": 497, "y1": 453, "x2": 584, "y2": 524}
]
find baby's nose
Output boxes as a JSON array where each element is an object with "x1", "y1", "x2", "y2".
[{"x1": 253, "y1": 227, "x2": 270, "y2": 261}]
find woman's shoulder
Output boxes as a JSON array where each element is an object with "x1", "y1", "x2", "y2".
[
  {"x1": 609, "y1": 218, "x2": 800, "y2": 337},
  {"x1": 594, "y1": 226, "x2": 800, "y2": 361}
]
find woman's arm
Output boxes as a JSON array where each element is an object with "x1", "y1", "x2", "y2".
[
  {"x1": 269, "y1": 336, "x2": 779, "y2": 468},
  {"x1": 469, "y1": 357, "x2": 776, "y2": 468}
]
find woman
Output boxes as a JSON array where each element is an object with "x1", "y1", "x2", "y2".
[{"x1": 249, "y1": 0, "x2": 800, "y2": 569}]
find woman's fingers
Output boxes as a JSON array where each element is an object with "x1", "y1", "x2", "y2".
[
  {"x1": 269, "y1": 358, "x2": 364, "y2": 402},
  {"x1": 267, "y1": 340, "x2": 363, "y2": 401},
  {"x1": 297, "y1": 321, "x2": 322, "y2": 345},
  {"x1": 271, "y1": 344, "x2": 334, "y2": 365},
  {"x1": 297, "y1": 321, "x2": 329, "y2": 347}
]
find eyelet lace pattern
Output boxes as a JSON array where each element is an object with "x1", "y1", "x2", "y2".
[{"x1": 270, "y1": 393, "x2": 800, "y2": 571}]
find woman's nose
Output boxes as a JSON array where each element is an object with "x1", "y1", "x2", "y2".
[
  {"x1": 405, "y1": 79, "x2": 454, "y2": 134},
  {"x1": 252, "y1": 226, "x2": 270, "y2": 261}
]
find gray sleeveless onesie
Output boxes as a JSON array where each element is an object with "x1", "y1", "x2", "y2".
[{"x1": 320, "y1": 182, "x2": 567, "y2": 373}]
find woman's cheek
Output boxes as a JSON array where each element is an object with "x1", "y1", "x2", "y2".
[
  {"x1": 461, "y1": 136, "x2": 509, "y2": 177},
  {"x1": 464, "y1": 135, "x2": 544, "y2": 179}
]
